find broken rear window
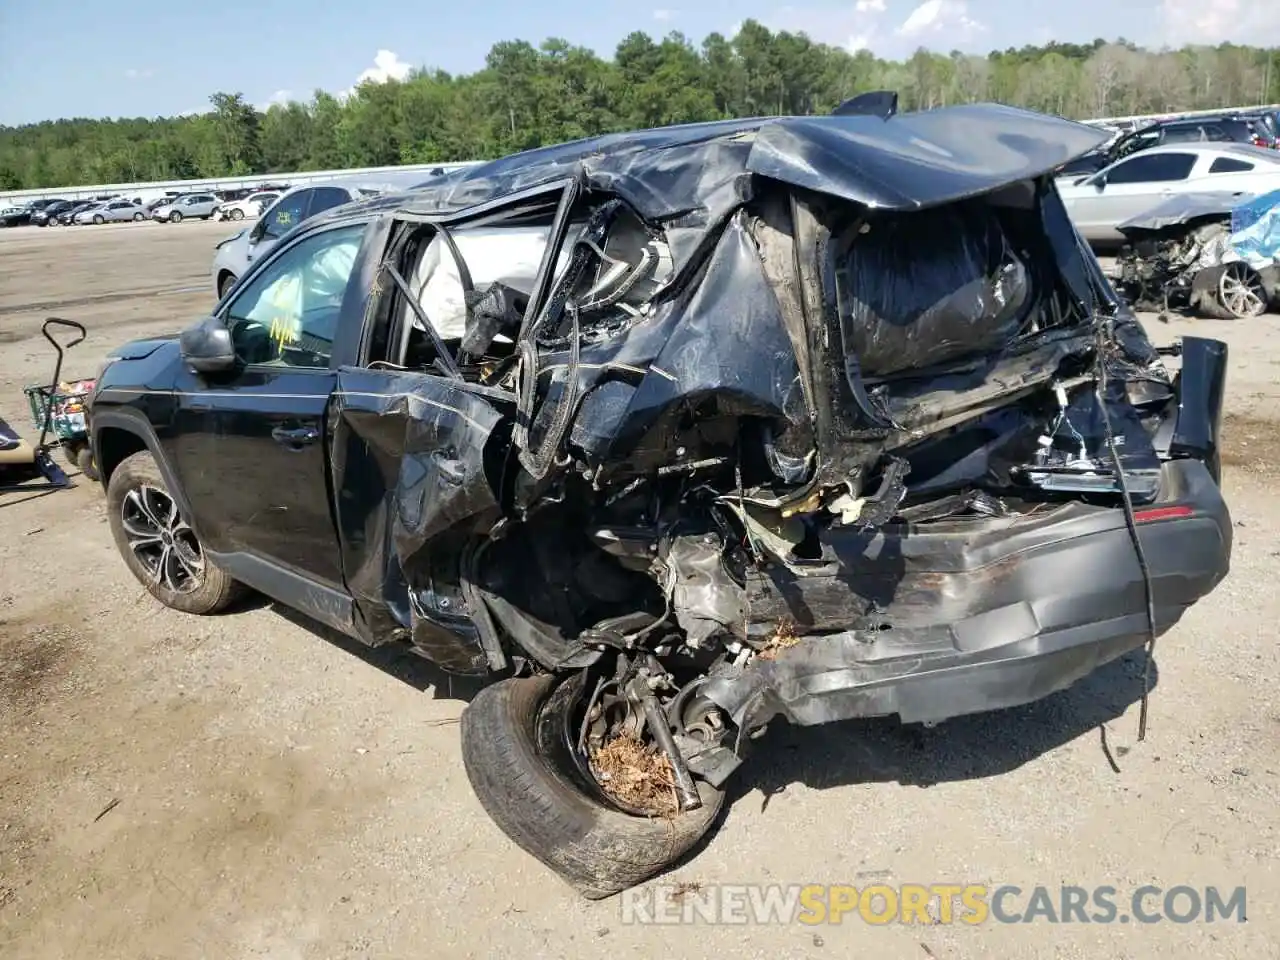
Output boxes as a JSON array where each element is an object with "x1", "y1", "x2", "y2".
[{"x1": 831, "y1": 199, "x2": 1032, "y2": 379}]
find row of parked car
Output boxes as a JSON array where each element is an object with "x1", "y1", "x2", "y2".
[
  {"x1": 1058, "y1": 108, "x2": 1280, "y2": 179},
  {"x1": 0, "y1": 185, "x2": 293, "y2": 229}
]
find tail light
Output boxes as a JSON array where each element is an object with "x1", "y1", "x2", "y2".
[{"x1": 1134, "y1": 505, "x2": 1194, "y2": 524}]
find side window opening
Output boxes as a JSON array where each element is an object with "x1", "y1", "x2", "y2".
[
  {"x1": 370, "y1": 202, "x2": 673, "y2": 391},
  {"x1": 1208, "y1": 156, "x2": 1253, "y2": 174},
  {"x1": 379, "y1": 221, "x2": 572, "y2": 384}
]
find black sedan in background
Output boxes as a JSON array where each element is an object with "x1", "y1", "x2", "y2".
[
  {"x1": 31, "y1": 200, "x2": 78, "y2": 226},
  {"x1": 0, "y1": 205, "x2": 33, "y2": 227},
  {"x1": 55, "y1": 201, "x2": 98, "y2": 225}
]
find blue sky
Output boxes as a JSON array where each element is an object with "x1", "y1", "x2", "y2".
[{"x1": 1, "y1": 0, "x2": 1275, "y2": 125}]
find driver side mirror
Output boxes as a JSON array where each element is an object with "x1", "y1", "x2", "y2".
[
  {"x1": 180, "y1": 316, "x2": 237, "y2": 373},
  {"x1": 1093, "y1": 174, "x2": 1107, "y2": 190}
]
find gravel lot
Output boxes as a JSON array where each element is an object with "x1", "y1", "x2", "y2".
[{"x1": 1, "y1": 220, "x2": 1278, "y2": 959}]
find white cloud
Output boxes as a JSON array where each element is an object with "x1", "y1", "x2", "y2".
[
  {"x1": 897, "y1": 0, "x2": 985, "y2": 41},
  {"x1": 757, "y1": 5, "x2": 886, "y2": 53},
  {"x1": 256, "y1": 89, "x2": 293, "y2": 111},
  {"x1": 341, "y1": 49, "x2": 413, "y2": 99},
  {"x1": 1158, "y1": 0, "x2": 1280, "y2": 46},
  {"x1": 124, "y1": 68, "x2": 154, "y2": 80},
  {"x1": 653, "y1": 8, "x2": 675, "y2": 20},
  {"x1": 360, "y1": 49, "x2": 412, "y2": 84}
]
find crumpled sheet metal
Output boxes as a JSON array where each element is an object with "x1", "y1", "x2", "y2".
[
  {"x1": 401, "y1": 105, "x2": 1107, "y2": 229},
  {"x1": 662, "y1": 535, "x2": 747, "y2": 647},
  {"x1": 333, "y1": 373, "x2": 509, "y2": 560},
  {"x1": 746, "y1": 105, "x2": 1107, "y2": 211},
  {"x1": 1117, "y1": 192, "x2": 1242, "y2": 233},
  {"x1": 543, "y1": 211, "x2": 808, "y2": 471},
  {"x1": 329, "y1": 369, "x2": 511, "y2": 662}
]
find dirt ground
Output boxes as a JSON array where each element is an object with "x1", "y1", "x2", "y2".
[{"x1": 1, "y1": 221, "x2": 1278, "y2": 959}]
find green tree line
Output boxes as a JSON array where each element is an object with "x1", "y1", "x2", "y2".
[{"x1": 2, "y1": 23, "x2": 1279, "y2": 190}]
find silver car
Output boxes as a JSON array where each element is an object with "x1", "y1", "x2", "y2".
[
  {"x1": 74, "y1": 199, "x2": 146, "y2": 225},
  {"x1": 152, "y1": 193, "x2": 220, "y2": 223},
  {"x1": 1059, "y1": 143, "x2": 1280, "y2": 244},
  {"x1": 210, "y1": 179, "x2": 406, "y2": 298}
]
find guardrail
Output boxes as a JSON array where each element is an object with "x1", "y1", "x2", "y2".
[
  {"x1": 1083, "y1": 103, "x2": 1280, "y2": 129},
  {"x1": 0, "y1": 161, "x2": 487, "y2": 206}
]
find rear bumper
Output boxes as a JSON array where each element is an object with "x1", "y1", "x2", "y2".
[{"x1": 702, "y1": 458, "x2": 1231, "y2": 727}]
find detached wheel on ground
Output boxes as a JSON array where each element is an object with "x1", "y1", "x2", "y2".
[
  {"x1": 62, "y1": 441, "x2": 99, "y2": 481},
  {"x1": 461, "y1": 672, "x2": 724, "y2": 900},
  {"x1": 105, "y1": 450, "x2": 241, "y2": 614}
]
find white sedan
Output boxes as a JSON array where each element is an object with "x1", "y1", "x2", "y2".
[
  {"x1": 1059, "y1": 143, "x2": 1280, "y2": 245},
  {"x1": 214, "y1": 191, "x2": 280, "y2": 221}
]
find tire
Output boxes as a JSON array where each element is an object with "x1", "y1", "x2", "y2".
[
  {"x1": 169, "y1": 210, "x2": 182, "y2": 223},
  {"x1": 229, "y1": 208, "x2": 244, "y2": 221},
  {"x1": 92, "y1": 214, "x2": 104, "y2": 225},
  {"x1": 133, "y1": 212, "x2": 144, "y2": 221},
  {"x1": 62, "y1": 441, "x2": 89, "y2": 475},
  {"x1": 77, "y1": 445, "x2": 100, "y2": 482},
  {"x1": 461, "y1": 673, "x2": 724, "y2": 900},
  {"x1": 106, "y1": 450, "x2": 240, "y2": 615},
  {"x1": 217, "y1": 273, "x2": 237, "y2": 299}
]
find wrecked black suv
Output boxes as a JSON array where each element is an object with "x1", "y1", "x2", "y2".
[{"x1": 88, "y1": 104, "x2": 1232, "y2": 898}]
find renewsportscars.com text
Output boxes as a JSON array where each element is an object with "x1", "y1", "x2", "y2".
[{"x1": 620, "y1": 883, "x2": 1248, "y2": 926}]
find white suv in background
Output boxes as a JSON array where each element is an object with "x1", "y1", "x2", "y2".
[
  {"x1": 209, "y1": 176, "x2": 427, "y2": 299},
  {"x1": 152, "y1": 193, "x2": 220, "y2": 223}
]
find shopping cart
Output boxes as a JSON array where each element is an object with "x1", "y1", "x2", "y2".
[
  {"x1": 0, "y1": 318, "x2": 93, "y2": 494},
  {"x1": 24, "y1": 374, "x2": 97, "y2": 479}
]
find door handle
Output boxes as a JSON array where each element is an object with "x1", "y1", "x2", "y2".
[{"x1": 272, "y1": 425, "x2": 319, "y2": 448}]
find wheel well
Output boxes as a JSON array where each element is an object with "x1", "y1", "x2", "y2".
[
  {"x1": 95, "y1": 426, "x2": 148, "y2": 484},
  {"x1": 216, "y1": 269, "x2": 237, "y2": 295}
]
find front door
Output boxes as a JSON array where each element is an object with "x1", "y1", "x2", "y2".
[
  {"x1": 167, "y1": 221, "x2": 369, "y2": 588},
  {"x1": 328, "y1": 367, "x2": 515, "y2": 645},
  {"x1": 1071, "y1": 151, "x2": 1197, "y2": 242}
]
